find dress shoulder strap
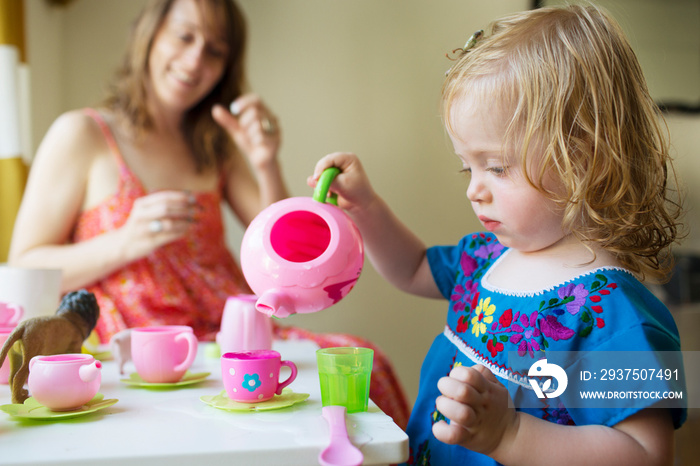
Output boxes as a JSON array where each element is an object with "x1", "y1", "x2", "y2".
[{"x1": 82, "y1": 108, "x2": 129, "y2": 173}]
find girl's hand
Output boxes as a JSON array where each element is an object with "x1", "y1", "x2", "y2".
[
  {"x1": 119, "y1": 190, "x2": 199, "y2": 260},
  {"x1": 432, "y1": 364, "x2": 519, "y2": 457},
  {"x1": 307, "y1": 152, "x2": 377, "y2": 213},
  {"x1": 212, "y1": 94, "x2": 281, "y2": 171}
]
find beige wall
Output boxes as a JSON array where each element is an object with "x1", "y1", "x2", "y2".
[{"x1": 23, "y1": 0, "x2": 700, "y2": 407}]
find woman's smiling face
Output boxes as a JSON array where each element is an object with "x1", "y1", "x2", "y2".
[{"x1": 147, "y1": 0, "x2": 229, "y2": 113}]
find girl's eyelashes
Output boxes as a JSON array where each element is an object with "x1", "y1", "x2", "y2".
[
  {"x1": 488, "y1": 166, "x2": 508, "y2": 176},
  {"x1": 458, "y1": 166, "x2": 508, "y2": 177}
]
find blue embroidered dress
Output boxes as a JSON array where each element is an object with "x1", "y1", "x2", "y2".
[{"x1": 404, "y1": 233, "x2": 686, "y2": 466}]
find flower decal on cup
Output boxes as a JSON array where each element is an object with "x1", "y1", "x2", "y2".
[
  {"x1": 221, "y1": 350, "x2": 298, "y2": 403},
  {"x1": 243, "y1": 373, "x2": 262, "y2": 392}
]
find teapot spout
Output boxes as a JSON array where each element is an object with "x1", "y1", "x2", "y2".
[
  {"x1": 78, "y1": 360, "x2": 102, "y2": 383},
  {"x1": 256, "y1": 290, "x2": 295, "y2": 319}
]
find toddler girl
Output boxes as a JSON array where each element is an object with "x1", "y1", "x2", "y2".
[{"x1": 309, "y1": 4, "x2": 686, "y2": 465}]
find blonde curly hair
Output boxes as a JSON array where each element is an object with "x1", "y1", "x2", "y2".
[{"x1": 442, "y1": 4, "x2": 684, "y2": 282}]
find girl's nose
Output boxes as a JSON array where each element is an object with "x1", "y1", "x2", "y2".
[{"x1": 466, "y1": 176, "x2": 489, "y2": 203}]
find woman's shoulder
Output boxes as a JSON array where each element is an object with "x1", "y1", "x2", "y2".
[
  {"x1": 43, "y1": 109, "x2": 102, "y2": 145},
  {"x1": 26, "y1": 110, "x2": 119, "y2": 193},
  {"x1": 39, "y1": 109, "x2": 112, "y2": 161},
  {"x1": 50, "y1": 108, "x2": 101, "y2": 131}
]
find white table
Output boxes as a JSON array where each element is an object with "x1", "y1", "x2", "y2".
[{"x1": 0, "y1": 340, "x2": 409, "y2": 465}]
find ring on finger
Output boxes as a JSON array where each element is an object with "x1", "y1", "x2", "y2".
[
  {"x1": 149, "y1": 219, "x2": 164, "y2": 233},
  {"x1": 261, "y1": 117, "x2": 276, "y2": 135}
]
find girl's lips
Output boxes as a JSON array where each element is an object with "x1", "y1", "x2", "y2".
[{"x1": 478, "y1": 216, "x2": 500, "y2": 232}]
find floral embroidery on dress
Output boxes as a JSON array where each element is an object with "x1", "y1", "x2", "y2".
[
  {"x1": 450, "y1": 232, "x2": 617, "y2": 362},
  {"x1": 471, "y1": 296, "x2": 496, "y2": 337},
  {"x1": 546, "y1": 401, "x2": 575, "y2": 425},
  {"x1": 407, "y1": 439, "x2": 432, "y2": 465}
]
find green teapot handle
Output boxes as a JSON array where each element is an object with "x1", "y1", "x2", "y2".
[{"x1": 312, "y1": 167, "x2": 340, "y2": 205}]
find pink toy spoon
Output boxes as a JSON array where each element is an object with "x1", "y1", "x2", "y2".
[{"x1": 319, "y1": 406, "x2": 364, "y2": 466}]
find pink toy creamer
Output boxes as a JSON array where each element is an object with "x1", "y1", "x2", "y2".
[
  {"x1": 0, "y1": 326, "x2": 14, "y2": 384},
  {"x1": 27, "y1": 353, "x2": 102, "y2": 411},
  {"x1": 240, "y1": 168, "x2": 364, "y2": 318},
  {"x1": 216, "y1": 295, "x2": 273, "y2": 354}
]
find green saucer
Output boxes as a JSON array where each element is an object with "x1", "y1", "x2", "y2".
[
  {"x1": 0, "y1": 393, "x2": 118, "y2": 420},
  {"x1": 121, "y1": 371, "x2": 210, "y2": 388},
  {"x1": 200, "y1": 388, "x2": 309, "y2": 412}
]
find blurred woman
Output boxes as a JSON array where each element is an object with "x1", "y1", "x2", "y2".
[{"x1": 9, "y1": 0, "x2": 409, "y2": 427}]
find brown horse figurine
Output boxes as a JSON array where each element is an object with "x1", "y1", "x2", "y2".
[{"x1": 0, "y1": 290, "x2": 100, "y2": 404}]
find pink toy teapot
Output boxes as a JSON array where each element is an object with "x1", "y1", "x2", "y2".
[
  {"x1": 241, "y1": 168, "x2": 364, "y2": 318},
  {"x1": 28, "y1": 354, "x2": 102, "y2": 410}
]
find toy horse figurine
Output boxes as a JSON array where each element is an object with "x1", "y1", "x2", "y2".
[{"x1": 0, "y1": 290, "x2": 100, "y2": 404}]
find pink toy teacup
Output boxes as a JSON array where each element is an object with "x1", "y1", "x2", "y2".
[
  {"x1": 0, "y1": 326, "x2": 15, "y2": 385},
  {"x1": 27, "y1": 353, "x2": 102, "y2": 411},
  {"x1": 131, "y1": 325, "x2": 198, "y2": 383},
  {"x1": 216, "y1": 295, "x2": 273, "y2": 354},
  {"x1": 221, "y1": 350, "x2": 297, "y2": 402},
  {"x1": 0, "y1": 301, "x2": 23, "y2": 326},
  {"x1": 240, "y1": 168, "x2": 364, "y2": 318}
]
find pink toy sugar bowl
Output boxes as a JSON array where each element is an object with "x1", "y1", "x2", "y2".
[
  {"x1": 27, "y1": 353, "x2": 102, "y2": 411},
  {"x1": 240, "y1": 168, "x2": 364, "y2": 319}
]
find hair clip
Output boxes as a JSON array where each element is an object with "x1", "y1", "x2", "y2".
[
  {"x1": 445, "y1": 29, "x2": 484, "y2": 76},
  {"x1": 457, "y1": 30, "x2": 483, "y2": 54}
]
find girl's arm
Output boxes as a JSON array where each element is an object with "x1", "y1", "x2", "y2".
[
  {"x1": 9, "y1": 111, "x2": 197, "y2": 292},
  {"x1": 434, "y1": 365, "x2": 674, "y2": 466},
  {"x1": 310, "y1": 153, "x2": 441, "y2": 299},
  {"x1": 498, "y1": 409, "x2": 672, "y2": 466},
  {"x1": 212, "y1": 95, "x2": 289, "y2": 225}
]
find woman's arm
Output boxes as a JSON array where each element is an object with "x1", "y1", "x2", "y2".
[
  {"x1": 9, "y1": 111, "x2": 195, "y2": 291},
  {"x1": 212, "y1": 95, "x2": 289, "y2": 225},
  {"x1": 310, "y1": 152, "x2": 441, "y2": 299}
]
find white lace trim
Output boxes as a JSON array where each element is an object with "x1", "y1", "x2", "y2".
[
  {"x1": 443, "y1": 325, "x2": 533, "y2": 389},
  {"x1": 480, "y1": 249, "x2": 631, "y2": 298}
]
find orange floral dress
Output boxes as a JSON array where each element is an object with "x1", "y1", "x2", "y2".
[{"x1": 71, "y1": 109, "x2": 410, "y2": 428}]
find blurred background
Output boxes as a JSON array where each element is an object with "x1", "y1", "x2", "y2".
[{"x1": 4, "y1": 0, "x2": 699, "y2": 461}]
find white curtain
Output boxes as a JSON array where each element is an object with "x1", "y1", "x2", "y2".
[{"x1": 0, "y1": 0, "x2": 30, "y2": 262}]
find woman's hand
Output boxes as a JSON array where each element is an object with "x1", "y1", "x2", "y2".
[
  {"x1": 432, "y1": 364, "x2": 519, "y2": 457},
  {"x1": 212, "y1": 93, "x2": 281, "y2": 171},
  {"x1": 119, "y1": 190, "x2": 199, "y2": 261}
]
